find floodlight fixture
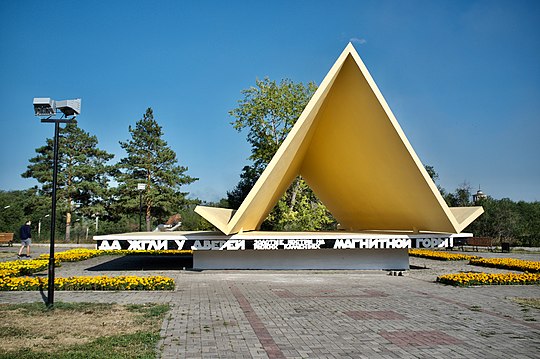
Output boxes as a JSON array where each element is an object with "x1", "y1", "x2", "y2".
[
  {"x1": 33, "y1": 98, "x2": 56, "y2": 116},
  {"x1": 33, "y1": 97, "x2": 81, "y2": 117},
  {"x1": 56, "y1": 99, "x2": 81, "y2": 116}
]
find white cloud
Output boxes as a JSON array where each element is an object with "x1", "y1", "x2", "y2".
[{"x1": 350, "y1": 37, "x2": 367, "y2": 45}]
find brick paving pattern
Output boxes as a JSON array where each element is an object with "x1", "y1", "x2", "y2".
[
  {"x1": 0, "y1": 245, "x2": 539, "y2": 358},
  {"x1": 379, "y1": 330, "x2": 463, "y2": 347},
  {"x1": 344, "y1": 310, "x2": 407, "y2": 320}
]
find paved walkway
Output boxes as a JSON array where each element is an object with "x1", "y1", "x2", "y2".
[{"x1": 0, "y1": 246, "x2": 539, "y2": 358}]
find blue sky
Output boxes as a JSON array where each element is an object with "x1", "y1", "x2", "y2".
[{"x1": 1, "y1": 0, "x2": 539, "y2": 202}]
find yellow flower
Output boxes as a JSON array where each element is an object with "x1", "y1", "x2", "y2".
[
  {"x1": 409, "y1": 249, "x2": 479, "y2": 261},
  {"x1": 469, "y1": 257, "x2": 540, "y2": 273},
  {"x1": 437, "y1": 272, "x2": 540, "y2": 286},
  {"x1": 0, "y1": 275, "x2": 175, "y2": 291}
]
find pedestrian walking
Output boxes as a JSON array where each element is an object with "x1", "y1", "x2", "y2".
[{"x1": 18, "y1": 220, "x2": 32, "y2": 258}]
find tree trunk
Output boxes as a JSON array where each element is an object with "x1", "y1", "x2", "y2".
[
  {"x1": 146, "y1": 206, "x2": 151, "y2": 232},
  {"x1": 289, "y1": 178, "x2": 301, "y2": 211},
  {"x1": 65, "y1": 211, "x2": 71, "y2": 241},
  {"x1": 66, "y1": 179, "x2": 73, "y2": 241}
]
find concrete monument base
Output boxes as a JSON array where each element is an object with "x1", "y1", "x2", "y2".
[
  {"x1": 193, "y1": 248, "x2": 409, "y2": 270},
  {"x1": 95, "y1": 230, "x2": 470, "y2": 270}
]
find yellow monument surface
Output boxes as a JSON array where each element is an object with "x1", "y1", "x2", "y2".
[{"x1": 196, "y1": 43, "x2": 483, "y2": 235}]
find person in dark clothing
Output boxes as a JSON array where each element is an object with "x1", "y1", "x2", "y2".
[{"x1": 18, "y1": 220, "x2": 32, "y2": 258}]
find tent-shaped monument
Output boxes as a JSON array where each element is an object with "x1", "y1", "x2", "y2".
[
  {"x1": 95, "y1": 44, "x2": 484, "y2": 269},
  {"x1": 196, "y1": 43, "x2": 483, "y2": 235}
]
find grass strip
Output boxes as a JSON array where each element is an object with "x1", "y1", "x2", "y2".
[{"x1": 0, "y1": 302, "x2": 169, "y2": 359}]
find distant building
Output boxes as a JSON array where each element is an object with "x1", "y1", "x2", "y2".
[{"x1": 473, "y1": 188, "x2": 487, "y2": 204}]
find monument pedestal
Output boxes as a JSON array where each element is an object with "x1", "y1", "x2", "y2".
[
  {"x1": 95, "y1": 231, "x2": 471, "y2": 270},
  {"x1": 193, "y1": 248, "x2": 409, "y2": 270}
]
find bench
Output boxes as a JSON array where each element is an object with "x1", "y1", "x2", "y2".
[
  {"x1": 0, "y1": 232, "x2": 14, "y2": 246},
  {"x1": 447, "y1": 237, "x2": 468, "y2": 251},
  {"x1": 467, "y1": 237, "x2": 494, "y2": 251}
]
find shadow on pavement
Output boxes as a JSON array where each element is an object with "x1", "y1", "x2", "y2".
[
  {"x1": 86, "y1": 255, "x2": 193, "y2": 271},
  {"x1": 409, "y1": 265, "x2": 428, "y2": 270}
]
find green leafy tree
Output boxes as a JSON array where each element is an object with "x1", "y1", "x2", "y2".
[
  {"x1": 228, "y1": 78, "x2": 336, "y2": 230},
  {"x1": 515, "y1": 201, "x2": 540, "y2": 246},
  {"x1": 424, "y1": 164, "x2": 448, "y2": 197},
  {"x1": 489, "y1": 198, "x2": 519, "y2": 241},
  {"x1": 422, "y1": 165, "x2": 540, "y2": 246},
  {"x1": 179, "y1": 200, "x2": 226, "y2": 231},
  {"x1": 0, "y1": 189, "x2": 34, "y2": 236},
  {"x1": 116, "y1": 108, "x2": 197, "y2": 231},
  {"x1": 468, "y1": 197, "x2": 519, "y2": 243},
  {"x1": 230, "y1": 77, "x2": 318, "y2": 173},
  {"x1": 263, "y1": 178, "x2": 336, "y2": 231},
  {"x1": 22, "y1": 123, "x2": 115, "y2": 241},
  {"x1": 227, "y1": 165, "x2": 259, "y2": 210},
  {"x1": 424, "y1": 165, "x2": 438, "y2": 182},
  {"x1": 445, "y1": 181, "x2": 473, "y2": 207}
]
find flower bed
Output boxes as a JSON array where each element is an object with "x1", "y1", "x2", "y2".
[
  {"x1": 1, "y1": 250, "x2": 178, "y2": 291},
  {"x1": 0, "y1": 269, "x2": 19, "y2": 279},
  {"x1": 437, "y1": 272, "x2": 540, "y2": 286},
  {"x1": 38, "y1": 248, "x2": 103, "y2": 262},
  {"x1": 38, "y1": 248, "x2": 193, "y2": 262},
  {"x1": 409, "y1": 249, "x2": 479, "y2": 261},
  {"x1": 0, "y1": 259, "x2": 49, "y2": 277},
  {"x1": 0, "y1": 275, "x2": 175, "y2": 291},
  {"x1": 469, "y1": 257, "x2": 540, "y2": 273}
]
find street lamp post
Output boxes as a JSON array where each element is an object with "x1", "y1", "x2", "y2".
[
  {"x1": 33, "y1": 97, "x2": 81, "y2": 308},
  {"x1": 38, "y1": 214, "x2": 50, "y2": 241},
  {"x1": 137, "y1": 183, "x2": 146, "y2": 231},
  {"x1": 93, "y1": 213, "x2": 99, "y2": 233}
]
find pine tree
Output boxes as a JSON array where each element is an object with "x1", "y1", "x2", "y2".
[
  {"x1": 116, "y1": 108, "x2": 197, "y2": 231},
  {"x1": 22, "y1": 123, "x2": 115, "y2": 241}
]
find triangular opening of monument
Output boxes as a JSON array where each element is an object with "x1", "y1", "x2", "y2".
[
  {"x1": 196, "y1": 43, "x2": 483, "y2": 235},
  {"x1": 255, "y1": 175, "x2": 337, "y2": 232}
]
